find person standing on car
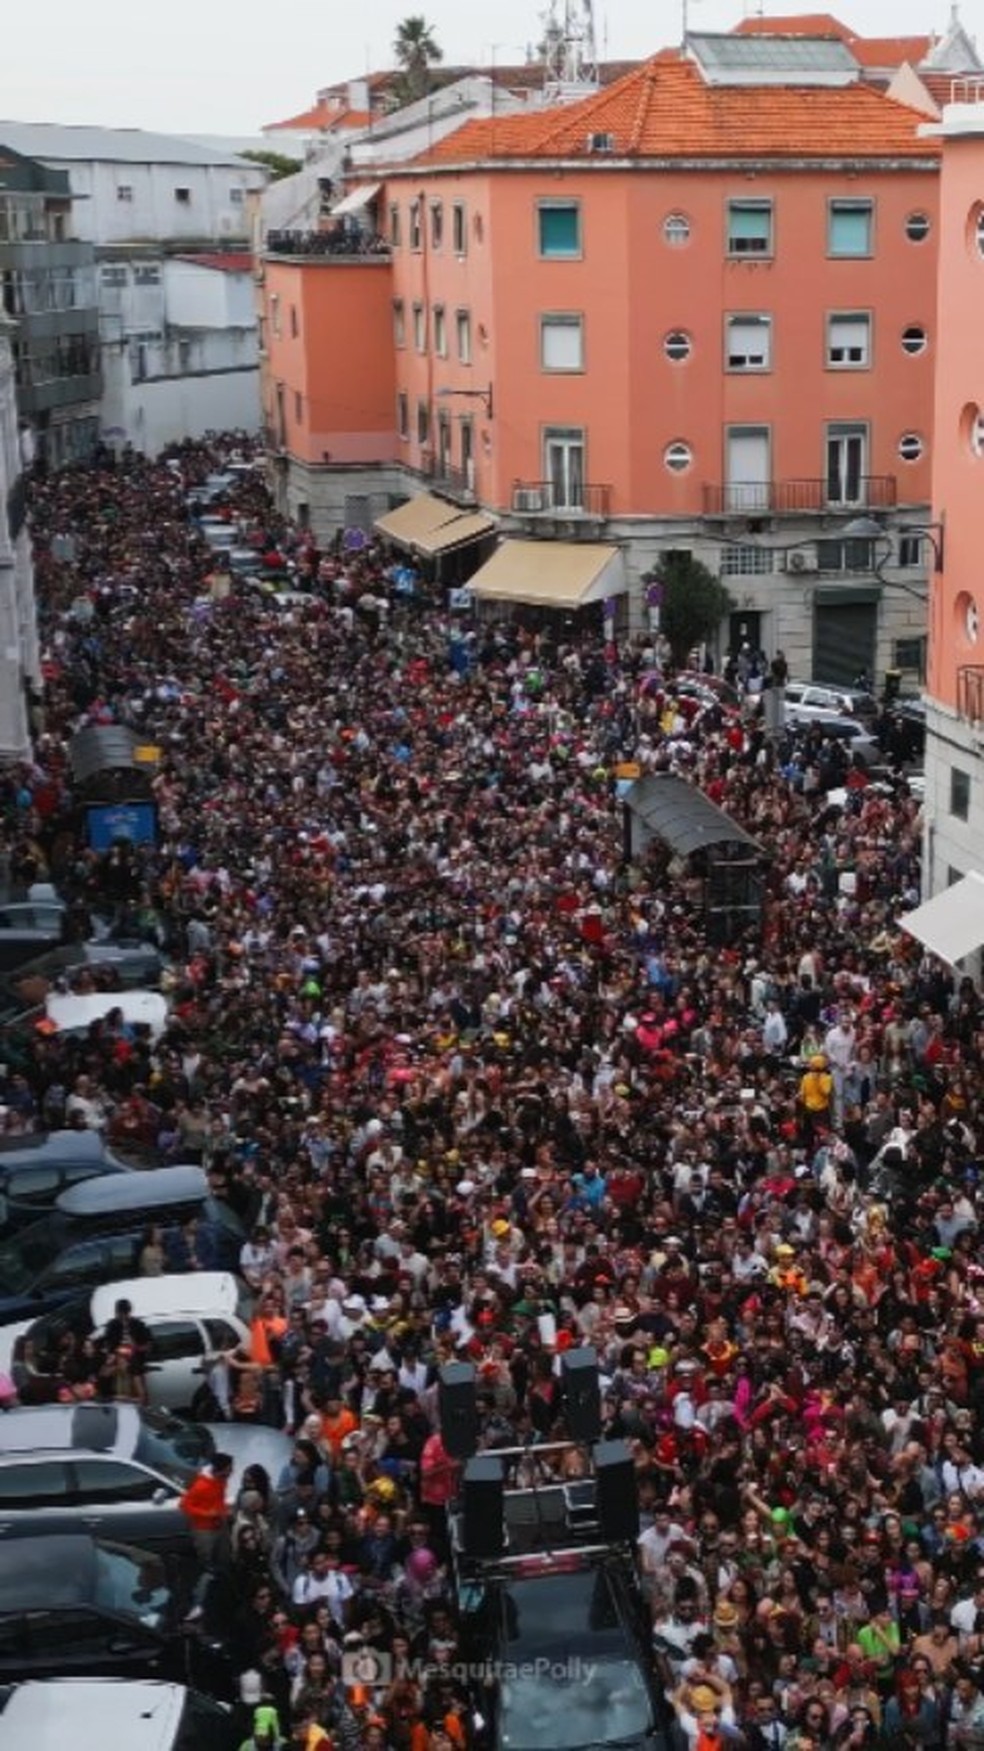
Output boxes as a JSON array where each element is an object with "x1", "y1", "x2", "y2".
[
  {"x1": 100, "y1": 1296, "x2": 152, "y2": 1405},
  {"x1": 179, "y1": 1449, "x2": 234, "y2": 1569}
]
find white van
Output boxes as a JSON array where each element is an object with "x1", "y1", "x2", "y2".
[
  {"x1": 0, "y1": 1680, "x2": 234, "y2": 1751},
  {"x1": 44, "y1": 988, "x2": 169, "y2": 1039}
]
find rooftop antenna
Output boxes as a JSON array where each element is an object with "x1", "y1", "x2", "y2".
[{"x1": 543, "y1": 0, "x2": 599, "y2": 98}]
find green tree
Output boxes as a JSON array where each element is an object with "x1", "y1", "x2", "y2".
[
  {"x1": 393, "y1": 15, "x2": 444, "y2": 104},
  {"x1": 654, "y1": 552, "x2": 734, "y2": 667},
  {"x1": 241, "y1": 150, "x2": 302, "y2": 182}
]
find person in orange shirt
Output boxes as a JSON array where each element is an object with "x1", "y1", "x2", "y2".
[
  {"x1": 179, "y1": 1450, "x2": 233, "y2": 1569},
  {"x1": 317, "y1": 1391, "x2": 358, "y2": 1459}
]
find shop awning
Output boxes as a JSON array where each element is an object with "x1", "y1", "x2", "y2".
[
  {"x1": 466, "y1": 540, "x2": 625, "y2": 608},
  {"x1": 624, "y1": 774, "x2": 765, "y2": 860},
  {"x1": 374, "y1": 494, "x2": 494, "y2": 557},
  {"x1": 899, "y1": 872, "x2": 984, "y2": 964},
  {"x1": 331, "y1": 182, "x2": 382, "y2": 217}
]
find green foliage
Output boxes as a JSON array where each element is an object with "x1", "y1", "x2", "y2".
[
  {"x1": 242, "y1": 150, "x2": 302, "y2": 182},
  {"x1": 656, "y1": 552, "x2": 735, "y2": 666},
  {"x1": 392, "y1": 15, "x2": 444, "y2": 104}
]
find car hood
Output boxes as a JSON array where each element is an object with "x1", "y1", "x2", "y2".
[{"x1": 202, "y1": 1423, "x2": 294, "y2": 1501}]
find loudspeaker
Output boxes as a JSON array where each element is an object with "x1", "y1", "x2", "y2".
[
  {"x1": 439, "y1": 1361, "x2": 479, "y2": 1459},
  {"x1": 462, "y1": 1455, "x2": 505, "y2": 1560},
  {"x1": 593, "y1": 1439, "x2": 640, "y2": 1543},
  {"x1": 561, "y1": 1345, "x2": 602, "y2": 1444}
]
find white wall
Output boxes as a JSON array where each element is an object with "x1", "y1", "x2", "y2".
[
  {"x1": 42, "y1": 158, "x2": 264, "y2": 245},
  {"x1": 163, "y1": 260, "x2": 254, "y2": 328}
]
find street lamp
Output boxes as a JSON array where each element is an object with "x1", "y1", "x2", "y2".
[
  {"x1": 437, "y1": 384, "x2": 494, "y2": 420},
  {"x1": 842, "y1": 513, "x2": 945, "y2": 577}
]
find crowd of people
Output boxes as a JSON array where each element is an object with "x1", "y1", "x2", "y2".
[{"x1": 0, "y1": 434, "x2": 981, "y2": 1751}]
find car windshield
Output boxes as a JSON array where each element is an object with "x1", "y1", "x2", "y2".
[
  {"x1": 499, "y1": 1658, "x2": 652, "y2": 1751},
  {"x1": 133, "y1": 1410, "x2": 212, "y2": 1485},
  {"x1": 22, "y1": 1295, "x2": 93, "y2": 1367},
  {"x1": 92, "y1": 1542, "x2": 172, "y2": 1630},
  {"x1": 0, "y1": 1212, "x2": 69, "y2": 1293}
]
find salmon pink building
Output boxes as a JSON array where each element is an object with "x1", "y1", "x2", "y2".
[{"x1": 261, "y1": 25, "x2": 950, "y2": 679}]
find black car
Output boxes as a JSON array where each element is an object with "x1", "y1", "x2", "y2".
[
  {"x1": 461, "y1": 1558, "x2": 665, "y2": 1751},
  {"x1": 0, "y1": 1533, "x2": 232, "y2": 1694},
  {"x1": 0, "y1": 1132, "x2": 132, "y2": 1236}
]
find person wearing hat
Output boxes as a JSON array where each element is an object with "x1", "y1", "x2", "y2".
[
  {"x1": 798, "y1": 1054, "x2": 833, "y2": 1143},
  {"x1": 238, "y1": 1703, "x2": 284, "y2": 1751},
  {"x1": 670, "y1": 1670, "x2": 740, "y2": 1748}
]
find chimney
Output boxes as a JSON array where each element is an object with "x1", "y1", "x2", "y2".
[{"x1": 347, "y1": 78, "x2": 370, "y2": 113}]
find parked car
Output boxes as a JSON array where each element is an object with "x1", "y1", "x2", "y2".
[
  {"x1": 11, "y1": 1272, "x2": 251, "y2": 1413},
  {"x1": 783, "y1": 680, "x2": 878, "y2": 724},
  {"x1": 0, "y1": 1402, "x2": 292, "y2": 1554},
  {"x1": 0, "y1": 900, "x2": 69, "y2": 972},
  {"x1": 0, "y1": 1532, "x2": 233, "y2": 1692},
  {"x1": 4, "y1": 938, "x2": 166, "y2": 995},
  {"x1": 788, "y1": 714, "x2": 881, "y2": 769},
  {"x1": 0, "y1": 1678, "x2": 237, "y2": 1751},
  {"x1": 0, "y1": 1131, "x2": 133, "y2": 1237}
]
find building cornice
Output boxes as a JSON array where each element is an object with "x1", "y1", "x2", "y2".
[{"x1": 382, "y1": 154, "x2": 940, "y2": 177}]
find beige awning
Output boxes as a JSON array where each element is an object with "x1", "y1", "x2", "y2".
[
  {"x1": 899, "y1": 872, "x2": 984, "y2": 964},
  {"x1": 331, "y1": 182, "x2": 382, "y2": 217},
  {"x1": 374, "y1": 494, "x2": 494, "y2": 557},
  {"x1": 467, "y1": 540, "x2": 626, "y2": 608}
]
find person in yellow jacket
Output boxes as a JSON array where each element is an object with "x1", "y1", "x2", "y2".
[{"x1": 798, "y1": 1052, "x2": 833, "y2": 1141}]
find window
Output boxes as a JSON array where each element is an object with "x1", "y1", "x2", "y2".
[
  {"x1": 456, "y1": 309, "x2": 472, "y2": 365},
  {"x1": 726, "y1": 426, "x2": 770, "y2": 512},
  {"x1": 417, "y1": 401, "x2": 430, "y2": 446},
  {"x1": 969, "y1": 404, "x2": 984, "y2": 457},
  {"x1": 178, "y1": 338, "x2": 191, "y2": 371},
  {"x1": 541, "y1": 314, "x2": 584, "y2": 371},
  {"x1": 664, "y1": 441, "x2": 693, "y2": 473},
  {"x1": 433, "y1": 304, "x2": 447, "y2": 357},
  {"x1": 430, "y1": 201, "x2": 443, "y2": 248},
  {"x1": 905, "y1": 211, "x2": 930, "y2": 242},
  {"x1": 270, "y1": 294, "x2": 281, "y2": 339},
  {"x1": 460, "y1": 418, "x2": 474, "y2": 487},
  {"x1": 294, "y1": 391, "x2": 303, "y2": 422},
  {"x1": 452, "y1": 202, "x2": 467, "y2": 255},
  {"x1": 898, "y1": 533, "x2": 923, "y2": 568},
  {"x1": 544, "y1": 427, "x2": 585, "y2": 510},
  {"x1": 74, "y1": 1460, "x2": 162, "y2": 1505},
  {"x1": 826, "y1": 424, "x2": 868, "y2": 505},
  {"x1": 149, "y1": 1320, "x2": 202, "y2": 1362},
  {"x1": 951, "y1": 767, "x2": 971, "y2": 821},
  {"x1": 894, "y1": 635, "x2": 926, "y2": 676},
  {"x1": 664, "y1": 330, "x2": 692, "y2": 362},
  {"x1": 100, "y1": 265, "x2": 128, "y2": 287},
  {"x1": 413, "y1": 302, "x2": 426, "y2": 352},
  {"x1": 204, "y1": 1318, "x2": 241, "y2": 1351},
  {"x1": 898, "y1": 432, "x2": 924, "y2": 462},
  {"x1": 389, "y1": 204, "x2": 401, "y2": 247},
  {"x1": 393, "y1": 299, "x2": 406, "y2": 347},
  {"x1": 828, "y1": 199, "x2": 873, "y2": 256},
  {"x1": 726, "y1": 314, "x2": 771, "y2": 371},
  {"x1": 827, "y1": 312, "x2": 870, "y2": 367},
  {"x1": 133, "y1": 265, "x2": 160, "y2": 285},
  {"x1": 409, "y1": 200, "x2": 422, "y2": 251},
  {"x1": 727, "y1": 200, "x2": 772, "y2": 256},
  {"x1": 116, "y1": 185, "x2": 133, "y2": 203},
  {"x1": 816, "y1": 538, "x2": 874, "y2": 572},
  {"x1": 720, "y1": 545, "x2": 776, "y2": 577},
  {"x1": 663, "y1": 213, "x2": 691, "y2": 247},
  {"x1": 538, "y1": 202, "x2": 581, "y2": 258},
  {"x1": 174, "y1": 187, "x2": 192, "y2": 205},
  {"x1": 230, "y1": 187, "x2": 244, "y2": 204},
  {"x1": 902, "y1": 325, "x2": 927, "y2": 355},
  {"x1": 396, "y1": 393, "x2": 409, "y2": 440},
  {"x1": 290, "y1": 305, "x2": 298, "y2": 339},
  {"x1": 0, "y1": 1461, "x2": 70, "y2": 1509}
]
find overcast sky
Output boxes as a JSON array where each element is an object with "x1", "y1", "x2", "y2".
[{"x1": 0, "y1": 0, "x2": 978, "y2": 136}]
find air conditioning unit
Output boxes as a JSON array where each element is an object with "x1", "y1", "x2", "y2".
[
  {"x1": 587, "y1": 131, "x2": 615, "y2": 153},
  {"x1": 513, "y1": 487, "x2": 546, "y2": 513},
  {"x1": 786, "y1": 548, "x2": 818, "y2": 573}
]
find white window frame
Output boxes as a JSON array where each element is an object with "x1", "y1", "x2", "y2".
[
  {"x1": 726, "y1": 200, "x2": 773, "y2": 258},
  {"x1": 455, "y1": 309, "x2": 472, "y2": 365},
  {"x1": 540, "y1": 313, "x2": 584, "y2": 373},
  {"x1": 825, "y1": 423, "x2": 869, "y2": 506},
  {"x1": 537, "y1": 200, "x2": 582, "y2": 260},
  {"x1": 726, "y1": 313, "x2": 771, "y2": 372},
  {"x1": 452, "y1": 202, "x2": 467, "y2": 256},
  {"x1": 409, "y1": 200, "x2": 422, "y2": 251},
  {"x1": 543, "y1": 426, "x2": 586, "y2": 510},
  {"x1": 412, "y1": 302, "x2": 426, "y2": 353},
  {"x1": 827, "y1": 311, "x2": 871, "y2": 369},
  {"x1": 393, "y1": 299, "x2": 406, "y2": 348},
  {"x1": 828, "y1": 198, "x2": 873, "y2": 258},
  {"x1": 397, "y1": 391, "x2": 409, "y2": 440},
  {"x1": 433, "y1": 304, "x2": 447, "y2": 358}
]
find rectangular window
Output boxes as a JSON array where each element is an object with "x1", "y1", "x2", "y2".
[
  {"x1": 452, "y1": 201, "x2": 467, "y2": 255},
  {"x1": 951, "y1": 767, "x2": 971, "y2": 820},
  {"x1": 460, "y1": 418, "x2": 474, "y2": 487},
  {"x1": 413, "y1": 302, "x2": 426, "y2": 353},
  {"x1": 295, "y1": 390, "x2": 303, "y2": 422},
  {"x1": 894, "y1": 635, "x2": 927, "y2": 677},
  {"x1": 174, "y1": 187, "x2": 192, "y2": 205},
  {"x1": 726, "y1": 314, "x2": 771, "y2": 371},
  {"x1": 433, "y1": 305, "x2": 447, "y2": 357},
  {"x1": 393, "y1": 299, "x2": 406, "y2": 347},
  {"x1": 826, "y1": 423, "x2": 868, "y2": 505},
  {"x1": 290, "y1": 305, "x2": 299, "y2": 340},
  {"x1": 827, "y1": 312, "x2": 871, "y2": 368},
  {"x1": 727, "y1": 200, "x2": 773, "y2": 256},
  {"x1": 719, "y1": 544, "x2": 776, "y2": 577},
  {"x1": 828, "y1": 199, "x2": 873, "y2": 257},
  {"x1": 538, "y1": 202, "x2": 581, "y2": 258},
  {"x1": 100, "y1": 265, "x2": 128, "y2": 287},
  {"x1": 389, "y1": 203, "x2": 401, "y2": 247},
  {"x1": 725, "y1": 426, "x2": 771, "y2": 514},
  {"x1": 409, "y1": 200, "x2": 422, "y2": 251},
  {"x1": 230, "y1": 187, "x2": 244, "y2": 204},
  {"x1": 116, "y1": 185, "x2": 133, "y2": 203},
  {"x1": 815, "y1": 537, "x2": 874, "y2": 572},
  {"x1": 456, "y1": 309, "x2": 471, "y2": 365},
  {"x1": 397, "y1": 392, "x2": 409, "y2": 440},
  {"x1": 417, "y1": 401, "x2": 430, "y2": 446},
  {"x1": 270, "y1": 294, "x2": 281, "y2": 339},
  {"x1": 178, "y1": 338, "x2": 191, "y2": 371},
  {"x1": 544, "y1": 426, "x2": 585, "y2": 511},
  {"x1": 541, "y1": 313, "x2": 584, "y2": 372},
  {"x1": 898, "y1": 533, "x2": 923, "y2": 568},
  {"x1": 133, "y1": 265, "x2": 160, "y2": 285},
  {"x1": 430, "y1": 201, "x2": 443, "y2": 248}
]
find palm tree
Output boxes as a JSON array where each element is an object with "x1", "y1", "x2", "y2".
[{"x1": 393, "y1": 15, "x2": 444, "y2": 104}]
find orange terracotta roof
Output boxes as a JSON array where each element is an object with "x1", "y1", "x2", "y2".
[
  {"x1": 735, "y1": 14, "x2": 851, "y2": 38},
  {"x1": 418, "y1": 56, "x2": 938, "y2": 165},
  {"x1": 732, "y1": 16, "x2": 934, "y2": 69},
  {"x1": 849, "y1": 35, "x2": 933, "y2": 68},
  {"x1": 266, "y1": 102, "x2": 335, "y2": 131}
]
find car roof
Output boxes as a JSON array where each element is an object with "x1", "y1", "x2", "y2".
[
  {"x1": 0, "y1": 1130, "x2": 105, "y2": 1166},
  {"x1": 90, "y1": 1271, "x2": 238, "y2": 1327},
  {"x1": 0, "y1": 1680, "x2": 185, "y2": 1751},
  {"x1": 44, "y1": 990, "x2": 168, "y2": 1039},
  {"x1": 58, "y1": 1164, "x2": 206, "y2": 1218},
  {"x1": 0, "y1": 1401, "x2": 138, "y2": 1458}
]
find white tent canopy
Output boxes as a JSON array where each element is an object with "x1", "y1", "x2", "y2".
[{"x1": 899, "y1": 871, "x2": 984, "y2": 964}]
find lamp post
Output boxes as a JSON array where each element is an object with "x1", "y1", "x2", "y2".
[{"x1": 841, "y1": 513, "x2": 945, "y2": 587}]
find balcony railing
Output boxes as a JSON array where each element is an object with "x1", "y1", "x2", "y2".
[
  {"x1": 958, "y1": 666, "x2": 984, "y2": 724},
  {"x1": 265, "y1": 228, "x2": 390, "y2": 260},
  {"x1": 702, "y1": 477, "x2": 897, "y2": 516},
  {"x1": 511, "y1": 480, "x2": 612, "y2": 518},
  {"x1": 419, "y1": 451, "x2": 477, "y2": 505}
]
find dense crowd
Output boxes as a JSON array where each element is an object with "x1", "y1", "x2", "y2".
[{"x1": 0, "y1": 436, "x2": 982, "y2": 1751}]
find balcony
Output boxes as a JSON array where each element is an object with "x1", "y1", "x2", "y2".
[
  {"x1": 264, "y1": 228, "x2": 390, "y2": 261},
  {"x1": 958, "y1": 666, "x2": 984, "y2": 724},
  {"x1": 419, "y1": 451, "x2": 476, "y2": 506},
  {"x1": 701, "y1": 477, "x2": 897, "y2": 517},
  {"x1": 510, "y1": 480, "x2": 612, "y2": 519}
]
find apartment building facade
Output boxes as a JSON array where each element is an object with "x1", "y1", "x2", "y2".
[
  {"x1": 262, "y1": 33, "x2": 941, "y2": 680},
  {"x1": 0, "y1": 313, "x2": 39, "y2": 760}
]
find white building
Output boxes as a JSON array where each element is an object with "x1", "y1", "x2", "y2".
[
  {"x1": 0, "y1": 314, "x2": 38, "y2": 761},
  {"x1": 0, "y1": 122, "x2": 267, "y2": 455}
]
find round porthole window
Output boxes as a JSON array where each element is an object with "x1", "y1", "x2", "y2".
[
  {"x1": 663, "y1": 213, "x2": 691, "y2": 247},
  {"x1": 664, "y1": 330, "x2": 692, "y2": 362},
  {"x1": 901, "y1": 325, "x2": 927, "y2": 356},
  {"x1": 905, "y1": 211, "x2": 931, "y2": 242},
  {"x1": 664, "y1": 441, "x2": 693, "y2": 473},
  {"x1": 898, "y1": 432, "x2": 924, "y2": 462},
  {"x1": 964, "y1": 402, "x2": 984, "y2": 457},
  {"x1": 956, "y1": 590, "x2": 979, "y2": 646}
]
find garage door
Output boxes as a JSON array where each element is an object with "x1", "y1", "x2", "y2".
[{"x1": 813, "y1": 595, "x2": 877, "y2": 686}]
